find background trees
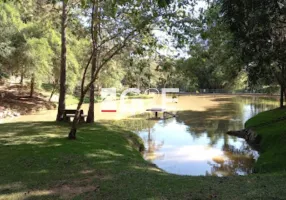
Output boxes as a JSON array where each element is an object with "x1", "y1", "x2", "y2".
[
  {"x1": 172, "y1": 3, "x2": 245, "y2": 91},
  {"x1": 0, "y1": 1, "x2": 84, "y2": 97},
  {"x1": 221, "y1": 0, "x2": 286, "y2": 107},
  {"x1": 67, "y1": 0, "x2": 193, "y2": 138},
  {"x1": 1, "y1": 0, "x2": 285, "y2": 139}
]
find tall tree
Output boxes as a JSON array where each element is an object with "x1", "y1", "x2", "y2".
[
  {"x1": 68, "y1": 0, "x2": 196, "y2": 139},
  {"x1": 86, "y1": 0, "x2": 99, "y2": 123},
  {"x1": 221, "y1": 0, "x2": 286, "y2": 107},
  {"x1": 56, "y1": 0, "x2": 68, "y2": 121}
]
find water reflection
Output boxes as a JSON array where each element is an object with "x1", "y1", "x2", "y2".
[
  {"x1": 4, "y1": 94, "x2": 278, "y2": 176},
  {"x1": 207, "y1": 143, "x2": 258, "y2": 176},
  {"x1": 145, "y1": 122, "x2": 165, "y2": 160},
  {"x1": 122, "y1": 96, "x2": 278, "y2": 176}
]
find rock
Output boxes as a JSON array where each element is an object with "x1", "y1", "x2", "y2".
[
  {"x1": 245, "y1": 129, "x2": 261, "y2": 144},
  {"x1": 227, "y1": 130, "x2": 247, "y2": 138},
  {"x1": 227, "y1": 129, "x2": 261, "y2": 145}
]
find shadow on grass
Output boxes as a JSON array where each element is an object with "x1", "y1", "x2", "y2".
[
  {"x1": 0, "y1": 119, "x2": 286, "y2": 199},
  {"x1": 0, "y1": 121, "x2": 145, "y2": 199}
]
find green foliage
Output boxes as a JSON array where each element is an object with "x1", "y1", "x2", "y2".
[
  {"x1": 0, "y1": 0, "x2": 203, "y2": 97},
  {"x1": 122, "y1": 55, "x2": 154, "y2": 89},
  {"x1": 24, "y1": 37, "x2": 53, "y2": 87},
  {"x1": 175, "y1": 3, "x2": 245, "y2": 91},
  {"x1": 66, "y1": 48, "x2": 80, "y2": 93},
  {"x1": 0, "y1": 2, "x2": 24, "y2": 73},
  {"x1": 221, "y1": 0, "x2": 286, "y2": 88},
  {"x1": 0, "y1": 1, "x2": 85, "y2": 95},
  {"x1": 98, "y1": 60, "x2": 125, "y2": 89}
]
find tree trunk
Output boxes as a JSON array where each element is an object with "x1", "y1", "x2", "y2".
[
  {"x1": 49, "y1": 81, "x2": 57, "y2": 102},
  {"x1": 284, "y1": 88, "x2": 286, "y2": 104},
  {"x1": 68, "y1": 95, "x2": 85, "y2": 139},
  {"x1": 56, "y1": 0, "x2": 67, "y2": 122},
  {"x1": 86, "y1": 57, "x2": 96, "y2": 123},
  {"x1": 86, "y1": 0, "x2": 99, "y2": 123},
  {"x1": 67, "y1": 0, "x2": 134, "y2": 138},
  {"x1": 163, "y1": 80, "x2": 167, "y2": 88},
  {"x1": 20, "y1": 69, "x2": 24, "y2": 86},
  {"x1": 280, "y1": 65, "x2": 285, "y2": 108},
  {"x1": 280, "y1": 84, "x2": 284, "y2": 108},
  {"x1": 137, "y1": 77, "x2": 141, "y2": 91},
  {"x1": 30, "y1": 74, "x2": 35, "y2": 98}
]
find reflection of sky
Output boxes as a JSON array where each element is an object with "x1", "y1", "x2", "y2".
[
  {"x1": 243, "y1": 105, "x2": 253, "y2": 124},
  {"x1": 242, "y1": 103, "x2": 276, "y2": 124},
  {"x1": 136, "y1": 98, "x2": 277, "y2": 176},
  {"x1": 138, "y1": 119, "x2": 252, "y2": 176}
]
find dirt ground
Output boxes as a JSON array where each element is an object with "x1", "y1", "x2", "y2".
[{"x1": 0, "y1": 85, "x2": 56, "y2": 115}]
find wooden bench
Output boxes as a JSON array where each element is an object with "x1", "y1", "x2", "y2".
[{"x1": 62, "y1": 109, "x2": 87, "y2": 122}]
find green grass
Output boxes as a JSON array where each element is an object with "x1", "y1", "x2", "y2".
[
  {"x1": 66, "y1": 95, "x2": 80, "y2": 106},
  {"x1": 245, "y1": 108, "x2": 286, "y2": 127},
  {"x1": 1, "y1": 122, "x2": 286, "y2": 199},
  {"x1": 245, "y1": 107, "x2": 286, "y2": 173}
]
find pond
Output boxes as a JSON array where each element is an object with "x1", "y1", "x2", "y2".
[
  {"x1": 2, "y1": 94, "x2": 279, "y2": 176},
  {"x1": 130, "y1": 95, "x2": 278, "y2": 176}
]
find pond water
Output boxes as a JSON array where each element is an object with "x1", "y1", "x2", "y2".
[
  {"x1": 2, "y1": 94, "x2": 278, "y2": 176},
  {"x1": 131, "y1": 95, "x2": 278, "y2": 176}
]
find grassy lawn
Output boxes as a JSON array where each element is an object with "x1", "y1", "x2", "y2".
[
  {"x1": 1, "y1": 122, "x2": 286, "y2": 199},
  {"x1": 245, "y1": 108, "x2": 286, "y2": 173}
]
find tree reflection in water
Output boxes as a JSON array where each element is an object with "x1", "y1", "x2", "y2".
[
  {"x1": 207, "y1": 143, "x2": 258, "y2": 176},
  {"x1": 111, "y1": 96, "x2": 278, "y2": 176},
  {"x1": 144, "y1": 120, "x2": 165, "y2": 160}
]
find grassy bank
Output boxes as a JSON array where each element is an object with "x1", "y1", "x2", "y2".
[
  {"x1": 1, "y1": 122, "x2": 286, "y2": 199},
  {"x1": 245, "y1": 108, "x2": 286, "y2": 173}
]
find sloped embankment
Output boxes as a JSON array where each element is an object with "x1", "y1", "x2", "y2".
[{"x1": 231, "y1": 108, "x2": 286, "y2": 173}]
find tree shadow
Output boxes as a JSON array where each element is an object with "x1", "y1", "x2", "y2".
[{"x1": 0, "y1": 121, "x2": 145, "y2": 199}]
